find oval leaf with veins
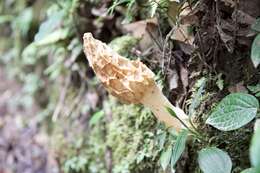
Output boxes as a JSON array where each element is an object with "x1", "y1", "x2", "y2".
[
  {"x1": 206, "y1": 93, "x2": 259, "y2": 131},
  {"x1": 251, "y1": 34, "x2": 260, "y2": 68},
  {"x1": 198, "y1": 147, "x2": 232, "y2": 173}
]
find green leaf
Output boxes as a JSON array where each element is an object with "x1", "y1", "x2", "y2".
[
  {"x1": 247, "y1": 84, "x2": 260, "y2": 97},
  {"x1": 198, "y1": 147, "x2": 232, "y2": 173},
  {"x1": 216, "y1": 74, "x2": 224, "y2": 90},
  {"x1": 22, "y1": 43, "x2": 37, "y2": 65},
  {"x1": 160, "y1": 145, "x2": 172, "y2": 171},
  {"x1": 250, "y1": 128, "x2": 260, "y2": 172},
  {"x1": 166, "y1": 106, "x2": 177, "y2": 118},
  {"x1": 34, "y1": 10, "x2": 65, "y2": 42},
  {"x1": 171, "y1": 130, "x2": 188, "y2": 168},
  {"x1": 252, "y1": 18, "x2": 260, "y2": 32},
  {"x1": 0, "y1": 15, "x2": 13, "y2": 24},
  {"x1": 44, "y1": 48, "x2": 65, "y2": 80},
  {"x1": 156, "y1": 131, "x2": 167, "y2": 151},
  {"x1": 241, "y1": 168, "x2": 257, "y2": 173},
  {"x1": 189, "y1": 77, "x2": 206, "y2": 116},
  {"x1": 35, "y1": 28, "x2": 70, "y2": 46},
  {"x1": 89, "y1": 110, "x2": 105, "y2": 126},
  {"x1": 206, "y1": 93, "x2": 259, "y2": 131},
  {"x1": 251, "y1": 34, "x2": 260, "y2": 68},
  {"x1": 149, "y1": 0, "x2": 158, "y2": 17},
  {"x1": 14, "y1": 7, "x2": 33, "y2": 36}
]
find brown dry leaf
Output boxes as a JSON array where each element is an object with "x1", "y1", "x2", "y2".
[
  {"x1": 122, "y1": 18, "x2": 158, "y2": 50},
  {"x1": 168, "y1": 69, "x2": 179, "y2": 90},
  {"x1": 168, "y1": 2, "x2": 200, "y2": 25},
  {"x1": 220, "y1": 19, "x2": 236, "y2": 32},
  {"x1": 232, "y1": 10, "x2": 256, "y2": 25},
  {"x1": 180, "y1": 65, "x2": 189, "y2": 89},
  {"x1": 228, "y1": 81, "x2": 248, "y2": 93},
  {"x1": 238, "y1": 0, "x2": 260, "y2": 18},
  {"x1": 177, "y1": 41, "x2": 195, "y2": 55},
  {"x1": 236, "y1": 26, "x2": 256, "y2": 37},
  {"x1": 164, "y1": 54, "x2": 189, "y2": 93},
  {"x1": 167, "y1": 1, "x2": 181, "y2": 25},
  {"x1": 171, "y1": 24, "x2": 194, "y2": 45},
  {"x1": 179, "y1": 2, "x2": 200, "y2": 25},
  {"x1": 220, "y1": 0, "x2": 236, "y2": 7},
  {"x1": 216, "y1": 24, "x2": 233, "y2": 52}
]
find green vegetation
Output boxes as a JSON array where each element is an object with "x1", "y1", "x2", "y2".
[
  {"x1": 0, "y1": 0, "x2": 259, "y2": 173},
  {"x1": 251, "y1": 18, "x2": 260, "y2": 68}
]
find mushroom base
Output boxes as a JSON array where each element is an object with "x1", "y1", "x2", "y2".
[{"x1": 140, "y1": 84, "x2": 189, "y2": 132}]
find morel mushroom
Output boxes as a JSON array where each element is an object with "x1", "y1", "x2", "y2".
[{"x1": 83, "y1": 33, "x2": 189, "y2": 131}]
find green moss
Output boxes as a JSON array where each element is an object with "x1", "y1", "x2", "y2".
[
  {"x1": 109, "y1": 35, "x2": 139, "y2": 58},
  {"x1": 51, "y1": 96, "x2": 163, "y2": 173},
  {"x1": 106, "y1": 97, "x2": 158, "y2": 172}
]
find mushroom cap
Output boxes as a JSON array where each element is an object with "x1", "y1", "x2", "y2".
[{"x1": 83, "y1": 33, "x2": 155, "y2": 104}]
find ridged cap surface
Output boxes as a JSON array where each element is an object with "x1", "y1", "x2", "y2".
[{"x1": 83, "y1": 33, "x2": 155, "y2": 104}]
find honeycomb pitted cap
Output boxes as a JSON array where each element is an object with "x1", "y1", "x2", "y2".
[{"x1": 83, "y1": 33, "x2": 155, "y2": 104}]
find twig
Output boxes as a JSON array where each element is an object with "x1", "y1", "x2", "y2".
[
  {"x1": 197, "y1": 30, "x2": 211, "y2": 69},
  {"x1": 232, "y1": 0, "x2": 239, "y2": 48},
  {"x1": 52, "y1": 76, "x2": 70, "y2": 122},
  {"x1": 65, "y1": 82, "x2": 86, "y2": 117},
  {"x1": 162, "y1": 27, "x2": 176, "y2": 74},
  {"x1": 146, "y1": 26, "x2": 163, "y2": 51}
]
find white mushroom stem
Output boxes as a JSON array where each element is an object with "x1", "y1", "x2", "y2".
[{"x1": 141, "y1": 84, "x2": 189, "y2": 131}]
